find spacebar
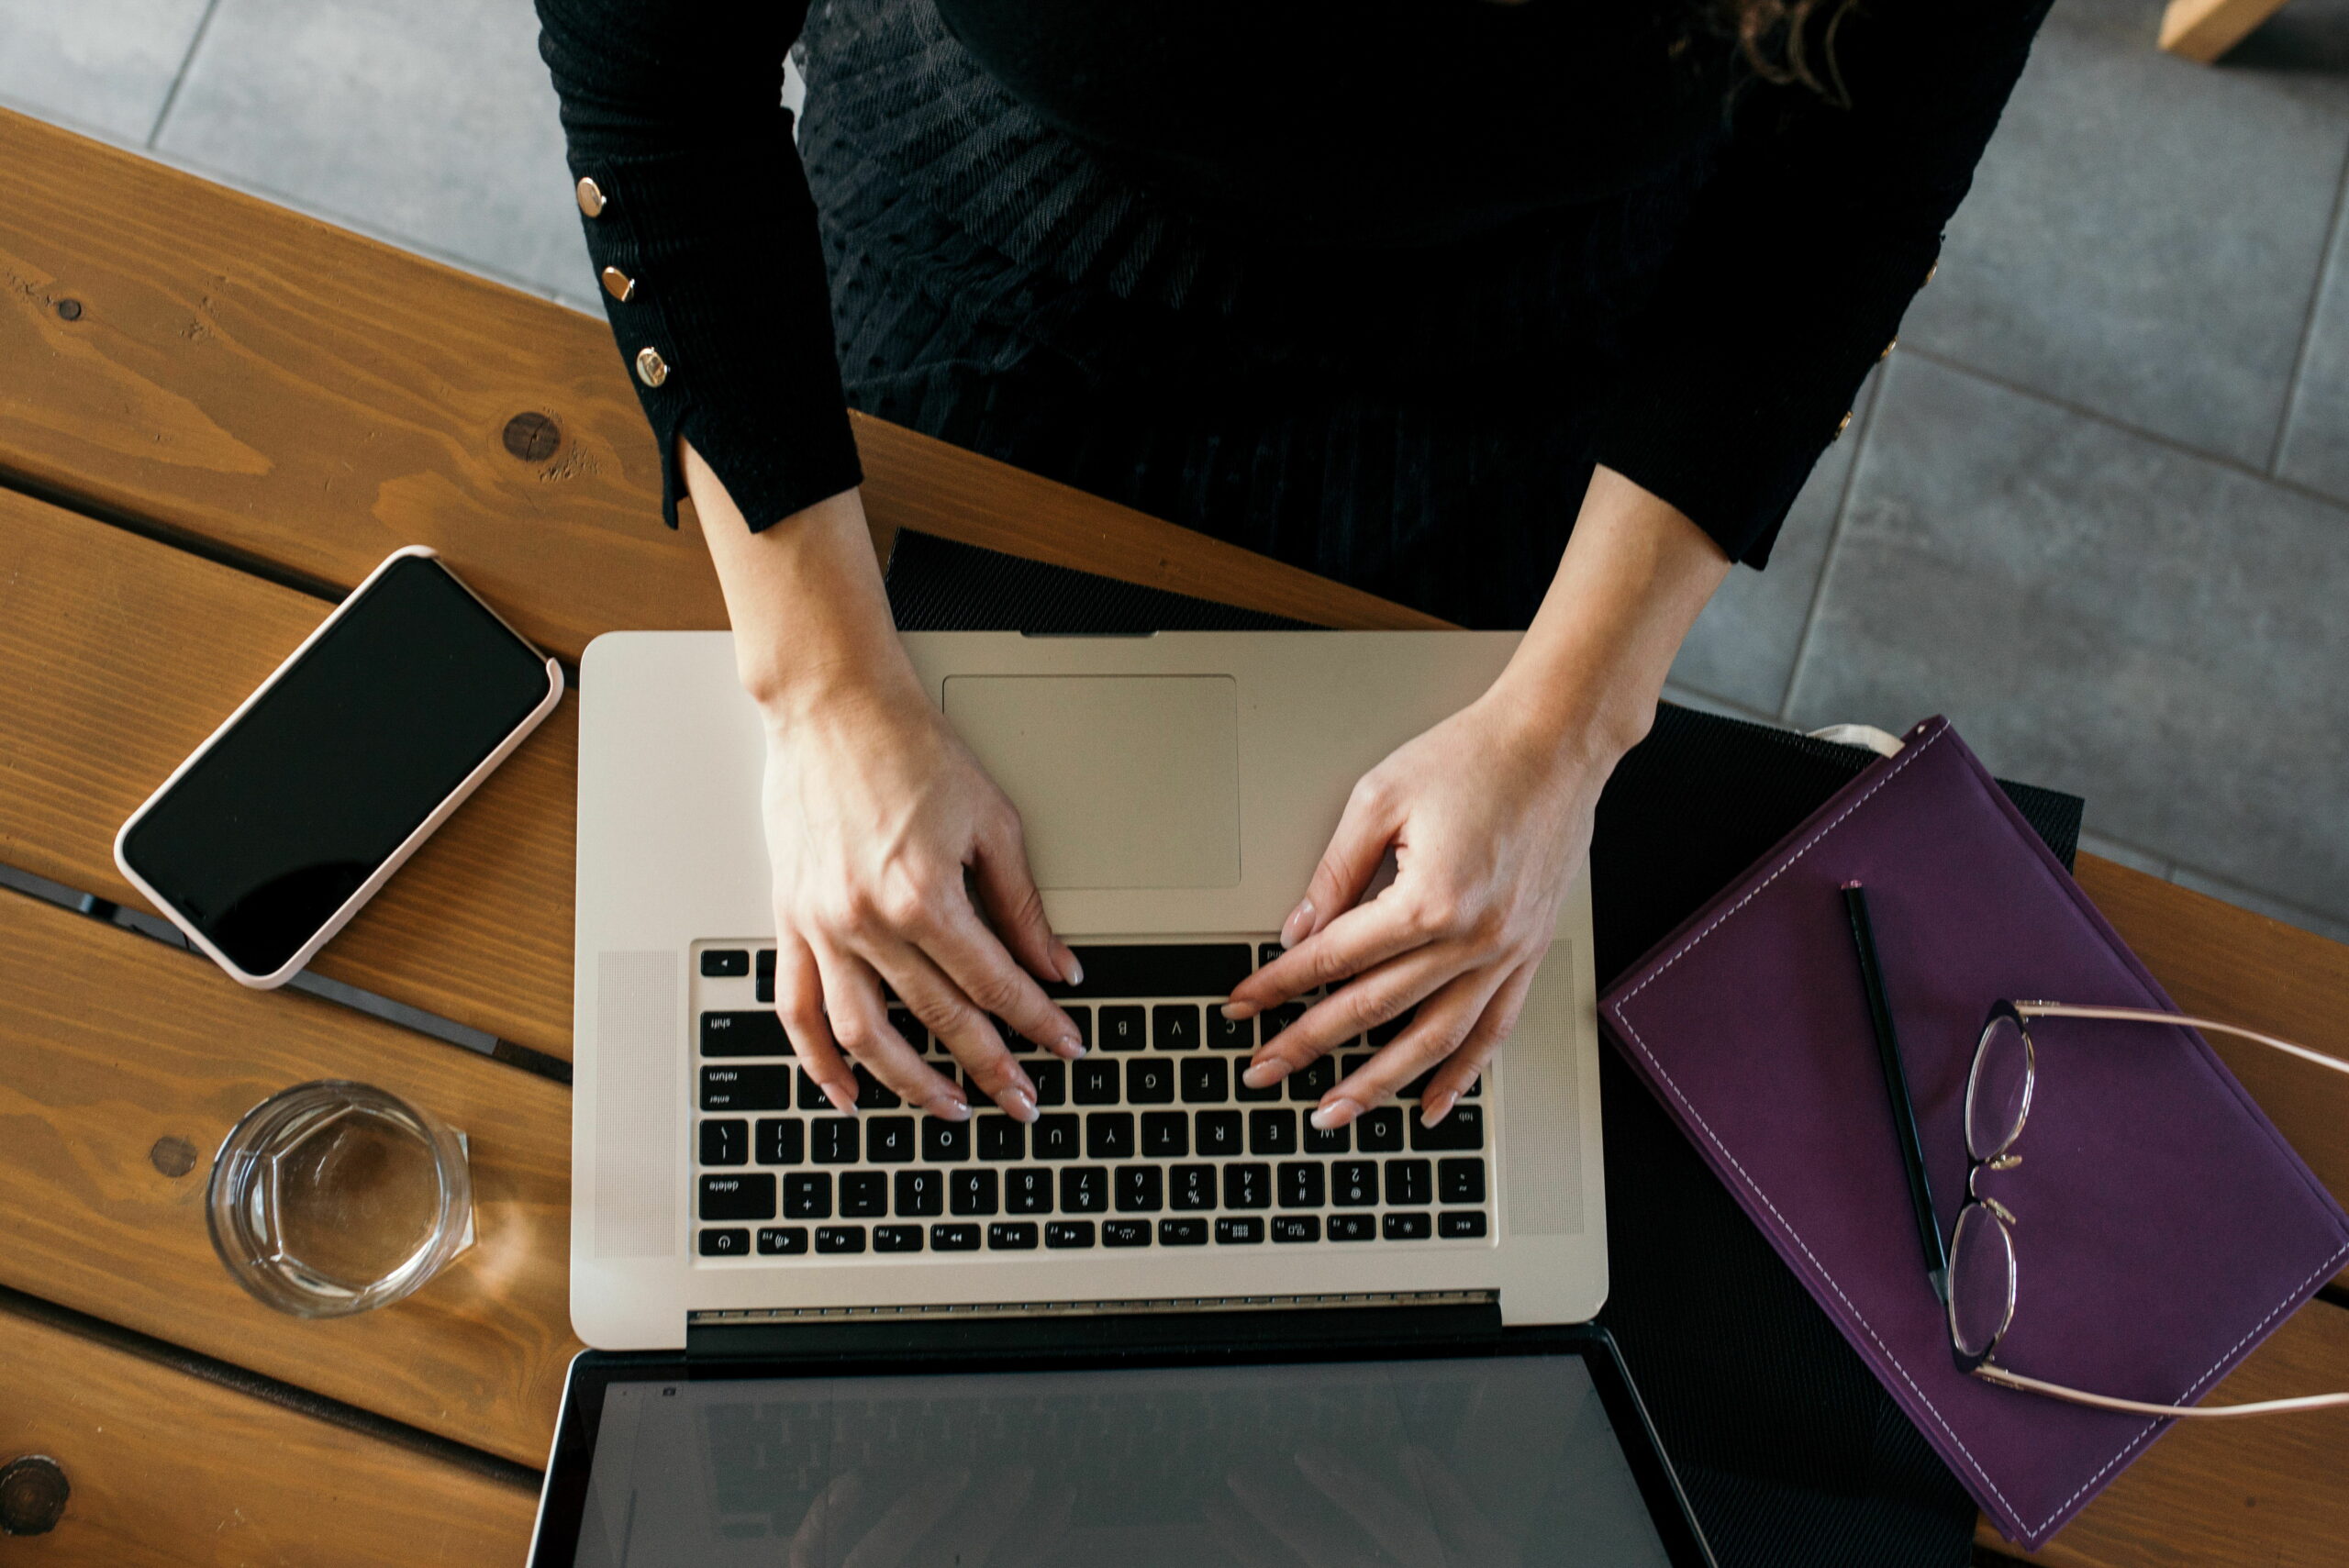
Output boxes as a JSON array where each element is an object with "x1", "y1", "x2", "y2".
[{"x1": 1045, "y1": 944, "x2": 1253, "y2": 1000}]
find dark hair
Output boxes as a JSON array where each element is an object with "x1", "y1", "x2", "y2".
[{"x1": 1722, "y1": 0, "x2": 1859, "y2": 105}]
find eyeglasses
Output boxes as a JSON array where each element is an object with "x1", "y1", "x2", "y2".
[{"x1": 1951, "y1": 1000, "x2": 2349, "y2": 1418}]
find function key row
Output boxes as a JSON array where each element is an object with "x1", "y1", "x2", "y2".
[{"x1": 698, "y1": 1208, "x2": 1489, "y2": 1257}]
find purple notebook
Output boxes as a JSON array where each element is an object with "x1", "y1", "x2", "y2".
[{"x1": 1598, "y1": 716, "x2": 2349, "y2": 1550}]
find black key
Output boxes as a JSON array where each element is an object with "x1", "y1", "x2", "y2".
[
  {"x1": 811, "y1": 1118, "x2": 859, "y2": 1164},
  {"x1": 1273, "y1": 1215, "x2": 1322, "y2": 1243},
  {"x1": 1288, "y1": 1057, "x2": 1337, "y2": 1100},
  {"x1": 1258, "y1": 942, "x2": 1284, "y2": 968},
  {"x1": 1357, "y1": 1106, "x2": 1406, "y2": 1152},
  {"x1": 1384, "y1": 1212, "x2": 1433, "y2": 1240},
  {"x1": 922, "y1": 1118, "x2": 971, "y2": 1162},
  {"x1": 1329, "y1": 1214, "x2": 1375, "y2": 1241},
  {"x1": 988, "y1": 1222, "x2": 1039, "y2": 1251},
  {"x1": 875, "y1": 1225, "x2": 923, "y2": 1252},
  {"x1": 1007, "y1": 1167, "x2": 1053, "y2": 1214},
  {"x1": 1262, "y1": 1003, "x2": 1306, "y2": 1043},
  {"x1": 1208, "y1": 1011, "x2": 1253, "y2": 1051},
  {"x1": 840, "y1": 1172, "x2": 887, "y2": 1218},
  {"x1": 952, "y1": 1169, "x2": 999, "y2": 1216},
  {"x1": 1160, "y1": 1217, "x2": 1208, "y2": 1246},
  {"x1": 698, "y1": 1172, "x2": 775, "y2": 1221},
  {"x1": 784, "y1": 1173, "x2": 831, "y2": 1219},
  {"x1": 1341, "y1": 1053, "x2": 1375, "y2": 1079},
  {"x1": 1235, "y1": 1065, "x2": 1283, "y2": 1104},
  {"x1": 852, "y1": 1066, "x2": 900, "y2": 1111},
  {"x1": 886, "y1": 1007, "x2": 925, "y2": 1052},
  {"x1": 1278, "y1": 1162, "x2": 1325, "y2": 1209},
  {"x1": 864, "y1": 1117, "x2": 915, "y2": 1163},
  {"x1": 755, "y1": 1118, "x2": 804, "y2": 1165},
  {"x1": 700, "y1": 1010, "x2": 789, "y2": 1057},
  {"x1": 699, "y1": 1227, "x2": 749, "y2": 1256},
  {"x1": 797, "y1": 1069, "x2": 829, "y2": 1111},
  {"x1": 1141, "y1": 1110, "x2": 1189, "y2": 1158},
  {"x1": 1398, "y1": 1066, "x2": 1436, "y2": 1100},
  {"x1": 894, "y1": 1169, "x2": 943, "y2": 1218},
  {"x1": 699, "y1": 1118, "x2": 748, "y2": 1166},
  {"x1": 755, "y1": 947, "x2": 775, "y2": 1004},
  {"x1": 1060, "y1": 1166, "x2": 1108, "y2": 1213},
  {"x1": 1216, "y1": 1217, "x2": 1264, "y2": 1245},
  {"x1": 975, "y1": 1117, "x2": 1025, "y2": 1161},
  {"x1": 1196, "y1": 1110, "x2": 1242, "y2": 1157},
  {"x1": 1223, "y1": 1162, "x2": 1271, "y2": 1210},
  {"x1": 1384, "y1": 1159, "x2": 1433, "y2": 1207},
  {"x1": 1104, "y1": 1219, "x2": 1152, "y2": 1247},
  {"x1": 701, "y1": 949, "x2": 750, "y2": 977},
  {"x1": 932, "y1": 1223, "x2": 982, "y2": 1251},
  {"x1": 817, "y1": 1225, "x2": 867, "y2": 1253},
  {"x1": 1029, "y1": 1060, "x2": 1067, "y2": 1106},
  {"x1": 1066, "y1": 1006, "x2": 1091, "y2": 1052},
  {"x1": 1304, "y1": 1120, "x2": 1350, "y2": 1155},
  {"x1": 1048, "y1": 943, "x2": 1252, "y2": 1000},
  {"x1": 757, "y1": 1225, "x2": 808, "y2": 1255},
  {"x1": 701, "y1": 1063, "x2": 791, "y2": 1112},
  {"x1": 1331, "y1": 1161, "x2": 1378, "y2": 1207},
  {"x1": 1248, "y1": 1108, "x2": 1297, "y2": 1157},
  {"x1": 1181, "y1": 1058, "x2": 1230, "y2": 1103},
  {"x1": 1126, "y1": 1058, "x2": 1175, "y2": 1104},
  {"x1": 1047, "y1": 1220, "x2": 1096, "y2": 1249},
  {"x1": 1440, "y1": 1158, "x2": 1487, "y2": 1205},
  {"x1": 1086, "y1": 1112, "x2": 1135, "y2": 1161},
  {"x1": 1033, "y1": 1115, "x2": 1080, "y2": 1161},
  {"x1": 996, "y1": 1016, "x2": 1038, "y2": 1055},
  {"x1": 1171, "y1": 1163, "x2": 1217, "y2": 1211},
  {"x1": 1098, "y1": 1006, "x2": 1145, "y2": 1052},
  {"x1": 1369, "y1": 1012, "x2": 1414, "y2": 1049},
  {"x1": 1115, "y1": 1165, "x2": 1163, "y2": 1213},
  {"x1": 1074, "y1": 1059, "x2": 1121, "y2": 1105},
  {"x1": 1409, "y1": 1104, "x2": 1485, "y2": 1151},
  {"x1": 1152, "y1": 1005, "x2": 1201, "y2": 1051},
  {"x1": 1441, "y1": 1211, "x2": 1488, "y2": 1238}
]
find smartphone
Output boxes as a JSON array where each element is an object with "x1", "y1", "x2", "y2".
[{"x1": 115, "y1": 546, "x2": 563, "y2": 988}]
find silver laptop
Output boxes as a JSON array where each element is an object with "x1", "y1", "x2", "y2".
[{"x1": 571, "y1": 630, "x2": 1608, "y2": 1350}]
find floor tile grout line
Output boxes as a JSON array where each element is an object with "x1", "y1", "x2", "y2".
[
  {"x1": 2265, "y1": 137, "x2": 2349, "y2": 479},
  {"x1": 1774, "y1": 362, "x2": 1889, "y2": 725},
  {"x1": 1900, "y1": 344, "x2": 2349, "y2": 521},
  {"x1": 147, "y1": 0, "x2": 225, "y2": 149}
]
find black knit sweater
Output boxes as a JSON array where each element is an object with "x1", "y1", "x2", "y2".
[{"x1": 535, "y1": 0, "x2": 2051, "y2": 569}]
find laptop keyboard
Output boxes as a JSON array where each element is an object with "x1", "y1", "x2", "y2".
[{"x1": 690, "y1": 940, "x2": 1491, "y2": 1262}]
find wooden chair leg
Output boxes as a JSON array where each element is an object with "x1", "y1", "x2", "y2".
[{"x1": 2159, "y1": 0, "x2": 2290, "y2": 61}]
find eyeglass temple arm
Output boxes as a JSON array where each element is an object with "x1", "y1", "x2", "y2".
[
  {"x1": 2015, "y1": 1003, "x2": 2349, "y2": 1078},
  {"x1": 1975, "y1": 1363, "x2": 2349, "y2": 1418}
]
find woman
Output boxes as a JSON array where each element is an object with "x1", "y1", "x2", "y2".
[{"x1": 536, "y1": 0, "x2": 2048, "y2": 1136}]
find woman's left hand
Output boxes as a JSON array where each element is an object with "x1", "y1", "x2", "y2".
[{"x1": 1221, "y1": 684, "x2": 1621, "y2": 1131}]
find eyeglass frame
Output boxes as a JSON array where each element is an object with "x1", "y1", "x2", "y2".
[{"x1": 1948, "y1": 998, "x2": 2349, "y2": 1419}]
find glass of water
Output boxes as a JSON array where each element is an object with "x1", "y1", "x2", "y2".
[{"x1": 207, "y1": 1080, "x2": 473, "y2": 1317}]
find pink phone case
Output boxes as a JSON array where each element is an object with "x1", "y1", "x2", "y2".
[{"x1": 111, "y1": 544, "x2": 565, "y2": 989}]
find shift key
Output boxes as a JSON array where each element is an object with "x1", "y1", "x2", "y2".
[
  {"x1": 702, "y1": 1064, "x2": 793, "y2": 1112},
  {"x1": 701, "y1": 1011, "x2": 793, "y2": 1057}
]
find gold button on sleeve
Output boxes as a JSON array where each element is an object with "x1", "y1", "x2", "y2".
[
  {"x1": 1835, "y1": 410, "x2": 1854, "y2": 438},
  {"x1": 575, "y1": 176, "x2": 607, "y2": 217},
  {"x1": 1924, "y1": 261, "x2": 1938, "y2": 285},
  {"x1": 1880, "y1": 336, "x2": 1898, "y2": 360},
  {"x1": 601, "y1": 266, "x2": 636, "y2": 303},
  {"x1": 634, "y1": 347, "x2": 669, "y2": 387}
]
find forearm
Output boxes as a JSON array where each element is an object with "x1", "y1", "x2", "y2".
[{"x1": 1486, "y1": 463, "x2": 1731, "y2": 764}]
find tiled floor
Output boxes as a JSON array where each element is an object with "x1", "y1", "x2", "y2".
[{"x1": 6, "y1": 0, "x2": 2346, "y2": 941}]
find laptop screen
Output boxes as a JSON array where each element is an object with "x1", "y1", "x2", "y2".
[{"x1": 569, "y1": 1354, "x2": 1674, "y2": 1566}]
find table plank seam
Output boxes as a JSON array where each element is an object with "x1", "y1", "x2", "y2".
[{"x1": 0, "y1": 468, "x2": 346, "y2": 608}]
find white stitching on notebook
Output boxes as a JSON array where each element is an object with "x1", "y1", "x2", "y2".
[{"x1": 1606, "y1": 722, "x2": 2349, "y2": 1538}]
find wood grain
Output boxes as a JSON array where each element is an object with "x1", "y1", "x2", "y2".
[
  {"x1": 0, "y1": 485, "x2": 576, "y2": 1059},
  {"x1": 0, "y1": 1303, "x2": 536, "y2": 1567},
  {"x1": 1973, "y1": 1299, "x2": 2349, "y2": 1567},
  {"x1": 2157, "y1": 0, "x2": 2288, "y2": 61},
  {"x1": 0, "y1": 107, "x2": 1439, "y2": 649},
  {"x1": 0, "y1": 891, "x2": 577, "y2": 1468}
]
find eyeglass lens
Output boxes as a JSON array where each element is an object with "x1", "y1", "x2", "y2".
[
  {"x1": 1967, "y1": 1015, "x2": 2032, "y2": 1161},
  {"x1": 1948, "y1": 1201, "x2": 2016, "y2": 1359}
]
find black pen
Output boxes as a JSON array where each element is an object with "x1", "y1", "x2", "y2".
[{"x1": 1842, "y1": 882, "x2": 1951, "y2": 1304}]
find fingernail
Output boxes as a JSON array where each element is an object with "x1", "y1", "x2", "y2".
[
  {"x1": 1220, "y1": 1000, "x2": 1259, "y2": 1021},
  {"x1": 930, "y1": 1094, "x2": 972, "y2": 1122},
  {"x1": 1421, "y1": 1091, "x2": 1455, "y2": 1127},
  {"x1": 1062, "y1": 950, "x2": 1085, "y2": 987},
  {"x1": 1052, "y1": 1032, "x2": 1086, "y2": 1060},
  {"x1": 824, "y1": 1083, "x2": 859, "y2": 1116},
  {"x1": 1310, "y1": 1097, "x2": 1362, "y2": 1131},
  {"x1": 1242, "y1": 1058, "x2": 1289, "y2": 1089},
  {"x1": 1280, "y1": 898, "x2": 1314, "y2": 950},
  {"x1": 999, "y1": 1087, "x2": 1039, "y2": 1124}
]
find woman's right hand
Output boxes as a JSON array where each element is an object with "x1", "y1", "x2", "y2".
[{"x1": 686, "y1": 443, "x2": 1083, "y2": 1125}]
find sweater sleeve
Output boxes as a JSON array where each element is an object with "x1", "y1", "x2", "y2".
[
  {"x1": 536, "y1": 0, "x2": 861, "y2": 531},
  {"x1": 1593, "y1": 0, "x2": 2054, "y2": 567}
]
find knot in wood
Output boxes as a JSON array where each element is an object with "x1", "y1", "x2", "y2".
[
  {"x1": 150, "y1": 1136, "x2": 197, "y2": 1178},
  {"x1": 54, "y1": 299, "x2": 82, "y2": 321},
  {"x1": 502, "y1": 411, "x2": 562, "y2": 463},
  {"x1": 0, "y1": 1455, "x2": 69, "y2": 1536}
]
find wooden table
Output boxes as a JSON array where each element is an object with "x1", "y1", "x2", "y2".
[{"x1": 1, "y1": 106, "x2": 2343, "y2": 1566}]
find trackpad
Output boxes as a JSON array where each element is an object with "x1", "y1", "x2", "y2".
[{"x1": 942, "y1": 675, "x2": 1241, "y2": 889}]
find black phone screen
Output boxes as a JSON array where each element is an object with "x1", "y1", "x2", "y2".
[{"x1": 120, "y1": 554, "x2": 552, "y2": 977}]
